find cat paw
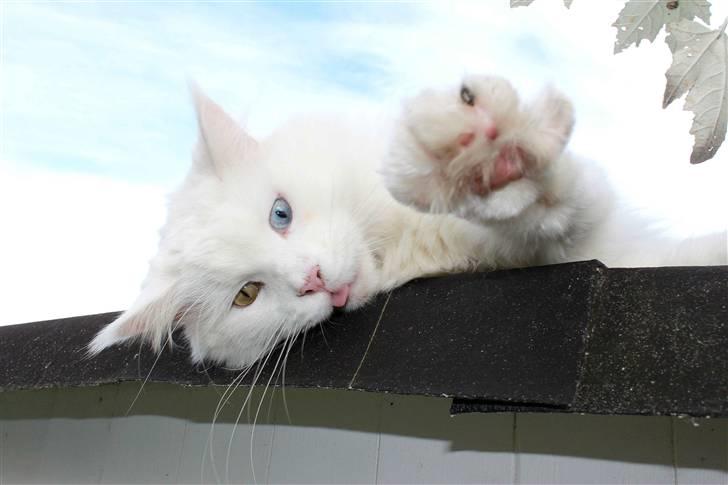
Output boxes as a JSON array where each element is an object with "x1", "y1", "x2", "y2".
[
  {"x1": 383, "y1": 77, "x2": 575, "y2": 221},
  {"x1": 469, "y1": 87, "x2": 574, "y2": 196}
]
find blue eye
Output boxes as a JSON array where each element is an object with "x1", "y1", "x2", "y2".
[{"x1": 269, "y1": 197, "x2": 292, "y2": 232}]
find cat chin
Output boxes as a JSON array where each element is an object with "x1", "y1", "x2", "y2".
[{"x1": 187, "y1": 297, "x2": 336, "y2": 368}]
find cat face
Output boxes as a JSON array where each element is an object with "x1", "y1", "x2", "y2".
[{"x1": 90, "y1": 88, "x2": 378, "y2": 367}]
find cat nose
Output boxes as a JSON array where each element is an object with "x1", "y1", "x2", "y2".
[{"x1": 299, "y1": 265, "x2": 326, "y2": 295}]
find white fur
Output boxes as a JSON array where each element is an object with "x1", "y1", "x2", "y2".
[{"x1": 90, "y1": 76, "x2": 727, "y2": 368}]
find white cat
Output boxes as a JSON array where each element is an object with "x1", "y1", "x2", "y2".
[{"x1": 89, "y1": 75, "x2": 726, "y2": 367}]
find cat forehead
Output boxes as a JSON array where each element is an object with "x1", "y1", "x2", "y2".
[
  {"x1": 161, "y1": 176, "x2": 279, "y2": 272},
  {"x1": 260, "y1": 115, "x2": 358, "y2": 162},
  {"x1": 255, "y1": 117, "x2": 364, "y2": 198}
]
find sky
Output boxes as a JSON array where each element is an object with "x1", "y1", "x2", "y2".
[{"x1": 1, "y1": 0, "x2": 727, "y2": 325}]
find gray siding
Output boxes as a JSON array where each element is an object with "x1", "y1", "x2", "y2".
[{"x1": 1, "y1": 384, "x2": 726, "y2": 484}]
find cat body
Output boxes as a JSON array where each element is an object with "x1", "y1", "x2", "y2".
[{"x1": 90, "y1": 75, "x2": 726, "y2": 367}]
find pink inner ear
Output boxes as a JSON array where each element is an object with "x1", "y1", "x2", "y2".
[{"x1": 490, "y1": 146, "x2": 523, "y2": 190}]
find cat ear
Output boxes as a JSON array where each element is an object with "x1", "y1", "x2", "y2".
[
  {"x1": 519, "y1": 86, "x2": 575, "y2": 168},
  {"x1": 88, "y1": 278, "x2": 178, "y2": 355},
  {"x1": 189, "y1": 82, "x2": 257, "y2": 177}
]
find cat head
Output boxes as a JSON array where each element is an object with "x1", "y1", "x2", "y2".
[
  {"x1": 383, "y1": 74, "x2": 574, "y2": 219},
  {"x1": 89, "y1": 87, "x2": 379, "y2": 367}
]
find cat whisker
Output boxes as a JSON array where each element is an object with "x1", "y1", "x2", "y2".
[
  {"x1": 204, "y1": 366, "x2": 250, "y2": 485},
  {"x1": 124, "y1": 314, "x2": 188, "y2": 417},
  {"x1": 366, "y1": 236, "x2": 396, "y2": 249},
  {"x1": 348, "y1": 182, "x2": 381, "y2": 220},
  {"x1": 280, "y1": 328, "x2": 300, "y2": 425},
  {"x1": 126, "y1": 286, "x2": 214, "y2": 417},
  {"x1": 249, "y1": 330, "x2": 289, "y2": 484},
  {"x1": 299, "y1": 330, "x2": 307, "y2": 361},
  {"x1": 207, "y1": 323, "x2": 282, "y2": 484},
  {"x1": 264, "y1": 349, "x2": 283, "y2": 424},
  {"x1": 125, "y1": 335, "x2": 169, "y2": 417},
  {"x1": 205, "y1": 349, "x2": 269, "y2": 484},
  {"x1": 318, "y1": 321, "x2": 330, "y2": 349},
  {"x1": 365, "y1": 235, "x2": 397, "y2": 251},
  {"x1": 263, "y1": 329, "x2": 296, "y2": 425},
  {"x1": 225, "y1": 322, "x2": 286, "y2": 484}
]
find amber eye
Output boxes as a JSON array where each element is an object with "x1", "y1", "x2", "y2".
[
  {"x1": 233, "y1": 282, "x2": 262, "y2": 307},
  {"x1": 460, "y1": 85, "x2": 475, "y2": 106}
]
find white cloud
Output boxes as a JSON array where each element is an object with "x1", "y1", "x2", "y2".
[{"x1": 0, "y1": 164, "x2": 168, "y2": 325}]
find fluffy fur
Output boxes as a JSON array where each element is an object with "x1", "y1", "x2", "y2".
[{"x1": 89, "y1": 75, "x2": 727, "y2": 368}]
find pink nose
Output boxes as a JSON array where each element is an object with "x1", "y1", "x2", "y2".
[
  {"x1": 298, "y1": 265, "x2": 351, "y2": 308},
  {"x1": 299, "y1": 265, "x2": 325, "y2": 295}
]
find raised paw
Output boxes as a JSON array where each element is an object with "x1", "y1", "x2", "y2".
[{"x1": 383, "y1": 75, "x2": 575, "y2": 220}]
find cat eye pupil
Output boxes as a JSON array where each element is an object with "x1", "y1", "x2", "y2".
[
  {"x1": 234, "y1": 282, "x2": 261, "y2": 307},
  {"x1": 460, "y1": 86, "x2": 475, "y2": 106},
  {"x1": 270, "y1": 197, "x2": 293, "y2": 232}
]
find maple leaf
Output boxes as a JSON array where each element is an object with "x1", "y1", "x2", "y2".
[
  {"x1": 612, "y1": 0, "x2": 712, "y2": 54},
  {"x1": 664, "y1": 18, "x2": 728, "y2": 163}
]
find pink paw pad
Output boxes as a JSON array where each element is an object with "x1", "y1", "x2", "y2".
[
  {"x1": 489, "y1": 146, "x2": 523, "y2": 190},
  {"x1": 484, "y1": 124, "x2": 499, "y2": 141},
  {"x1": 458, "y1": 132, "x2": 475, "y2": 147}
]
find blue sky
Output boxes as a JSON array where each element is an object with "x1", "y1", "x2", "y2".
[
  {"x1": 2, "y1": 1, "x2": 420, "y2": 182},
  {"x1": 1, "y1": 1, "x2": 726, "y2": 324}
]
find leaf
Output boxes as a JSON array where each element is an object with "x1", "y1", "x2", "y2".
[
  {"x1": 677, "y1": 0, "x2": 711, "y2": 25},
  {"x1": 563, "y1": 0, "x2": 573, "y2": 8},
  {"x1": 612, "y1": 0, "x2": 713, "y2": 54},
  {"x1": 664, "y1": 18, "x2": 728, "y2": 163}
]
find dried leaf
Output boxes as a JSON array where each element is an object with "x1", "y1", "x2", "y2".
[
  {"x1": 664, "y1": 18, "x2": 728, "y2": 163},
  {"x1": 613, "y1": 0, "x2": 713, "y2": 54}
]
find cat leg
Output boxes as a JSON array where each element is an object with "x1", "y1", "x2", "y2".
[{"x1": 384, "y1": 82, "x2": 605, "y2": 265}]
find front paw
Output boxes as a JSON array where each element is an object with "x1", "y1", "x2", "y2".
[{"x1": 382, "y1": 78, "x2": 574, "y2": 222}]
